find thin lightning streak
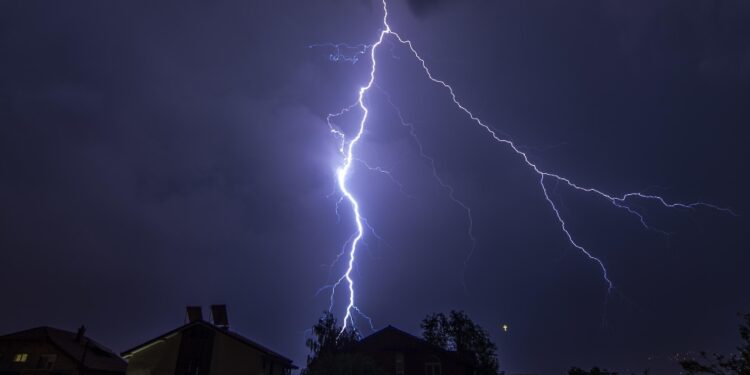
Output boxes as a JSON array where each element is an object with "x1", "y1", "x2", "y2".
[
  {"x1": 327, "y1": 102, "x2": 359, "y2": 154},
  {"x1": 333, "y1": 196, "x2": 345, "y2": 222},
  {"x1": 377, "y1": 85, "x2": 477, "y2": 287},
  {"x1": 327, "y1": 232, "x2": 358, "y2": 271},
  {"x1": 319, "y1": 215, "x2": 388, "y2": 309},
  {"x1": 354, "y1": 158, "x2": 411, "y2": 198},
  {"x1": 538, "y1": 174, "x2": 613, "y2": 289},
  {"x1": 308, "y1": 43, "x2": 371, "y2": 64},
  {"x1": 353, "y1": 306, "x2": 376, "y2": 331},
  {"x1": 323, "y1": 0, "x2": 735, "y2": 333},
  {"x1": 322, "y1": 215, "x2": 388, "y2": 284},
  {"x1": 361, "y1": 217, "x2": 393, "y2": 250},
  {"x1": 610, "y1": 199, "x2": 671, "y2": 236},
  {"x1": 386, "y1": 29, "x2": 734, "y2": 292}
]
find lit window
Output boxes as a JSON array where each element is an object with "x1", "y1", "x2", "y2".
[{"x1": 13, "y1": 353, "x2": 28, "y2": 363}]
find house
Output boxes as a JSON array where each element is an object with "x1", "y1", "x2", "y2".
[
  {"x1": 352, "y1": 325, "x2": 477, "y2": 375},
  {"x1": 121, "y1": 305, "x2": 296, "y2": 375},
  {"x1": 0, "y1": 325, "x2": 127, "y2": 375}
]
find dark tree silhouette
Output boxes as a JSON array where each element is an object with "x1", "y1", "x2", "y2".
[
  {"x1": 568, "y1": 366, "x2": 617, "y2": 375},
  {"x1": 302, "y1": 311, "x2": 385, "y2": 375},
  {"x1": 421, "y1": 310, "x2": 500, "y2": 375},
  {"x1": 680, "y1": 313, "x2": 750, "y2": 375},
  {"x1": 568, "y1": 366, "x2": 653, "y2": 375}
]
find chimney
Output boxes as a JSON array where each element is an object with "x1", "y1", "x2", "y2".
[
  {"x1": 210, "y1": 304, "x2": 229, "y2": 329},
  {"x1": 186, "y1": 306, "x2": 203, "y2": 323},
  {"x1": 75, "y1": 325, "x2": 86, "y2": 342}
]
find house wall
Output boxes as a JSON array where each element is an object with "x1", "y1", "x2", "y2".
[
  {"x1": 174, "y1": 325, "x2": 215, "y2": 375},
  {"x1": 125, "y1": 327, "x2": 291, "y2": 375},
  {"x1": 124, "y1": 332, "x2": 182, "y2": 375},
  {"x1": 355, "y1": 329, "x2": 474, "y2": 375},
  {"x1": 0, "y1": 339, "x2": 80, "y2": 374},
  {"x1": 209, "y1": 333, "x2": 287, "y2": 375}
]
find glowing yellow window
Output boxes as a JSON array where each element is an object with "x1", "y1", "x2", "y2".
[{"x1": 13, "y1": 353, "x2": 28, "y2": 363}]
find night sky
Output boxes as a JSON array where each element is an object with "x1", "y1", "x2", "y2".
[{"x1": 1, "y1": 1, "x2": 749, "y2": 374}]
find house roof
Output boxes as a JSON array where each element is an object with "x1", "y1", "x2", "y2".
[
  {"x1": 121, "y1": 320, "x2": 297, "y2": 369},
  {"x1": 357, "y1": 325, "x2": 476, "y2": 367},
  {"x1": 0, "y1": 326, "x2": 127, "y2": 373},
  {"x1": 358, "y1": 325, "x2": 444, "y2": 349}
]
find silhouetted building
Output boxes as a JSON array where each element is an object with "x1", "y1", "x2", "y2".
[
  {"x1": 0, "y1": 326, "x2": 126, "y2": 375},
  {"x1": 352, "y1": 325, "x2": 477, "y2": 375},
  {"x1": 121, "y1": 305, "x2": 296, "y2": 375}
]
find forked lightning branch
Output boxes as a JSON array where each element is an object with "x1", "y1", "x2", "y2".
[{"x1": 317, "y1": 0, "x2": 735, "y2": 334}]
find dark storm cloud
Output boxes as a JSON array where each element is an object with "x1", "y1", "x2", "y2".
[
  {"x1": 0, "y1": 0, "x2": 351, "y2": 364},
  {"x1": 1, "y1": 1, "x2": 749, "y2": 375},
  {"x1": 405, "y1": 0, "x2": 451, "y2": 17},
  {"x1": 601, "y1": 0, "x2": 750, "y2": 83}
]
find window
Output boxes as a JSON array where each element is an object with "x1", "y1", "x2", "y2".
[
  {"x1": 395, "y1": 353, "x2": 405, "y2": 375},
  {"x1": 13, "y1": 353, "x2": 28, "y2": 363},
  {"x1": 424, "y1": 363, "x2": 441, "y2": 375},
  {"x1": 424, "y1": 357, "x2": 441, "y2": 375},
  {"x1": 185, "y1": 359, "x2": 202, "y2": 375},
  {"x1": 36, "y1": 354, "x2": 57, "y2": 370}
]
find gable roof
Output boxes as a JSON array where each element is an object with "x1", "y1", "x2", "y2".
[
  {"x1": 357, "y1": 325, "x2": 476, "y2": 367},
  {"x1": 121, "y1": 320, "x2": 297, "y2": 369},
  {"x1": 0, "y1": 326, "x2": 126, "y2": 373},
  {"x1": 358, "y1": 325, "x2": 442, "y2": 349}
]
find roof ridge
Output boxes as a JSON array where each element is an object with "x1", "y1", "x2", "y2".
[
  {"x1": 121, "y1": 320, "x2": 297, "y2": 368},
  {"x1": 362, "y1": 324, "x2": 452, "y2": 354}
]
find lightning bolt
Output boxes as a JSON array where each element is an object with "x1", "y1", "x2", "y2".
[
  {"x1": 308, "y1": 43, "x2": 371, "y2": 64},
  {"x1": 320, "y1": 0, "x2": 736, "y2": 334}
]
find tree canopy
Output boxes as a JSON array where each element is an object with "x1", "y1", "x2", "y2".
[
  {"x1": 568, "y1": 367, "x2": 617, "y2": 375},
  {"x1": 421, "y1": 310, "x2": 500, "y2": 375},
  {"x1": 680, "y1": 313, "x2": 750, "y2": 375},
  {"x1": 302, "y1": 311, "x2": 385, "y2": 375}
]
